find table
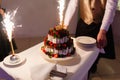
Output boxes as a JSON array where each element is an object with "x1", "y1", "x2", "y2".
[{"x1": 0, "y1": 38, "x2": 99, "y2": 80}]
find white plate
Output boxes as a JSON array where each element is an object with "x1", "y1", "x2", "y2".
[
  {"x1": 76, "y1": 36, "x2": 96, "y2": 45},
  {"x1": 3, "y1": 54, "x2": 26, "y2": 67}
]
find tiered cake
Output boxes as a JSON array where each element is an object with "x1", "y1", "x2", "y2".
[{"x1": 41, "y1": 25, "x2": 75, "y2": 58}]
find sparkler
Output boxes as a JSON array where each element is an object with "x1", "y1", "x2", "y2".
[
  {"x1": 1, "y1": 8, "x2": 25, "y2": 65},
  {"x1": 2, "y1": 8, "x2": 18, "y2": 56},
  {"x1": 1, "y1": 8, "x2": 23, "y2": 64},
  {"x1": 58, "y1": 0, "x2": 65, "y2": 27}
]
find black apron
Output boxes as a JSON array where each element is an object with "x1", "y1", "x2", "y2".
[{"x1": 75, "y1": 19, "x2": 115, "y2": 59}]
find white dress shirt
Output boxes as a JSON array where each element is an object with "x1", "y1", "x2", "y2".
[{"x1": 64, "y1": 0, "x2": 118, "y2": 31}]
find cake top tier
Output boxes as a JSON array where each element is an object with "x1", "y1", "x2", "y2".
[{"x1": 48, "y1": 25, "x2": 69, "y2": 38}]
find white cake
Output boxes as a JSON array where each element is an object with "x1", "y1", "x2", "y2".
[{"x1": 41, "y1": 25, "x2": 75, "y2": 58}]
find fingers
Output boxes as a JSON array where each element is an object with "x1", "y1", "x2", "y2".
[
  {"x1": 97, "y1": 39, "x2": 107, "y2": 49},
  {"x1": 97, "y1": 29, "x2": 107, "y2": 49}
]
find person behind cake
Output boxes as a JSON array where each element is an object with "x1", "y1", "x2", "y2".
[{"x1": 64, "y1": 0, "x2": 118, "y2": 79}]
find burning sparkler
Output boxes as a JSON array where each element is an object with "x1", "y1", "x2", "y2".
[
  {"x1": 1, "y1": 8, "x2": 21, "y2": 64},
  {"x1": 58, "y1": 0, "x2": 65, "y2": 27},
  {"x1": 2, "y1": 8, "x2": 18, "y2": 56}
]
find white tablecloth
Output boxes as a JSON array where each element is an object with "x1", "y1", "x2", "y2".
[{"x1": 0, "y1": 39, "x2": 99, "y2": 80}]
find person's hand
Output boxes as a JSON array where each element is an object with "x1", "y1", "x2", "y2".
[
  {"x1": 97, "y1": 29, "x2": 107, "y2": 49},
  {"x1": 0, "y1": 8, "x2": 4, "y2": 16}
]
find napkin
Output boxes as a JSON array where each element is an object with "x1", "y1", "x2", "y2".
[
  {"x1": 50, "y1": 76, "x2": 63, "y2": 80},
  {"x1": 30, "y1": 63, "x2": 55, "y2": 80},
  {"x1": 49, "y1": 64, "x2": 67, "y2": 80},
  {"x1": 99, "y1": 48, "x2": 105, "y2": 54}
]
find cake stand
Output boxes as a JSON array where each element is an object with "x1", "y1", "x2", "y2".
[
  {"x1": 3, "y1": 54, "x2": 26, "y2": 67},
  {"x1": 40, "y1": 42, "x2": 78, "y2": 65}
]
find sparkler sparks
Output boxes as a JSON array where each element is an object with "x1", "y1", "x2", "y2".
[
  {"x1": 2, "y1": 8, "x2": 18, "y2": 42},
  {"x1": 58, "y1": 0, "x2": 65, "y2": 25},
  {"x1": 1, "y1": 8, "x2": 25, "y2": 65},
  {"x1": 1, "y1": 8, "x2": 18, "y2": 55}
]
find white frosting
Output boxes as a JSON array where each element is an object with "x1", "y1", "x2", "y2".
[
  {"x1": 59, "y1": 50, "x2": 63, "y2": 55},
  {"x1": 53, "y1": 38, "x2": 57, "y2": 43},
  {"x1": 54, "y1": 49, "x2": 59, "y2": 54},
  {"x1": 45, "y1": 33, "x2": 74, "y2": 57},
  {"x1": 45, "y1": 46, "x2": 73, "y2": 55},
  {"x1": 48, "y1": 34, "x2": 53, "y2": 42},
  {"x1": 56, "y1": 39, "x2": 60, "y2": 43},
  {"x1": 48, "y1": 35, "x2": 69, "y2": 44}
]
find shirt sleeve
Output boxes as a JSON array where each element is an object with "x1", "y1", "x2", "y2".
[
  {"x1": 100, "y1": 0, "x2": 118, "y2": 31},
  {"x1": 64, "y1": 0, "x2": 78, "y2": 27}
]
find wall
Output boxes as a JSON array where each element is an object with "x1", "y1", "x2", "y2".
[{"x1": 1, "y1": 0, "x2": 78, "y2": 38}]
